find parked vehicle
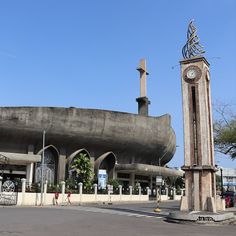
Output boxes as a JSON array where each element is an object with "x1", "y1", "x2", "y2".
[{"x1": 223, "y1": 191, "x2": 236, "y2": 207}]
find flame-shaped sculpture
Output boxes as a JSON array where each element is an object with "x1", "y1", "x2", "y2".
[{"x1": 182, "y1": 20, "x2": 205, "y2": 59}]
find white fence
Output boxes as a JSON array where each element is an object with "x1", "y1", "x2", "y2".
[
  {"x1": 5, "y1": 179, "x2": 184, "y2": 206},
  {"x1": 18, "y1": 179, "x2": 151, "y2": 206},
  {"x1": 17, "y1": 192, "x2": 149, "y2": 206}
]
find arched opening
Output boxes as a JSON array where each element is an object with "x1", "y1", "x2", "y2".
[
  {"x1": 66, "y1": 149, "x2": 91, "y2": 178},
  {"x1": 35, "y1": 145, "x2": 59, "y2": 184},
  {"x1": 94, "y1": 152, "x2": 117, "y2": 180}
]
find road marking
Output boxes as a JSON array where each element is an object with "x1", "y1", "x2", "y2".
[{"x1": 49, "y1": 206, "x2": 164, "y2": 220}]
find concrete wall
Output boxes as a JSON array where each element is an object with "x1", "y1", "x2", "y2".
[
  {"x1": 17, "y1": 192, "x2": 149, "y2": 206},
  {"x1": 16, "y1": 187, "x2": 183, "y2": 206},
  {"x1": 16, "y1": 192, "x2": 183, "y2": 206}
]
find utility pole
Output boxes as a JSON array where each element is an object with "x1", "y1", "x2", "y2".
[
  {"x1": 40, "y1": 130, "x2": 46, "y2": 206},
  {"x1": 154, "y1": 158, "x2": 163, "y2": 213}
]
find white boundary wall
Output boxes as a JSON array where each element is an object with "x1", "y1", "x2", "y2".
[
  {"x1": 15, "y1": 180, "x2": 184, "y2": 206},
  {"x1": 17, "y1": 193, "x2": 149, "y2": 206},
  {"x1": 16, "y1": 192, "x2": 183, "y2": 206}
]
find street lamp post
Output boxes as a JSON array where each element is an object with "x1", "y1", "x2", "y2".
[
  {"x1": 220, "y1": 168, "x2": 224, "y2": 199},
  {"x1": 40, "y1": 130, "x2": 46, "y2": 206},
  {"x1": 155, "y1": 145, "x2": 179, "y2": 210},
  {"x1": 155, "y1": 153, "x2": 166, "y2": 211}
]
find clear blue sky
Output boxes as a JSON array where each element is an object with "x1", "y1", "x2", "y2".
[{"x1": 0, "y1": 1, "x2": 235, "y2": 168}]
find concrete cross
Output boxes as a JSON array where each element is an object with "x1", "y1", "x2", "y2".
[{"x1": 137, "y1": 59, "x2": 149, "y2": 97}]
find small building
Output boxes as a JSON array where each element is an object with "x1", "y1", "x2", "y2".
[{"x1": 217, "y1": 168, "x2": 236, "y2": 192}]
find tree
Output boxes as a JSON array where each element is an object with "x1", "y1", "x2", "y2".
[
  {"x1": 107, "y1": 179, "x2": 121, "y2": 189},
  {"x1": 165, "y1": 176, "x2": 184, "y2": 189},
  {"x1": 213, "y1": 104, "x2": 236, "y2": 160},
  {"x1": 69, "y1": 153, "x2": 94, "y2": 188},
  {"x1": 164, "y1": 176, "x2": 177, "y2": 188}
]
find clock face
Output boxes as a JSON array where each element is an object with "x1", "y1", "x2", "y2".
[
  {"x1": 187, "y1": 69, "x2": 196, "y2": 79},
  {"x1": 183, "y1": 65, "x2": 202, "y2": 83}
]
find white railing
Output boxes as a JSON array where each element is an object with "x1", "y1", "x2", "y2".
[
  {"x1": 17, "y1": 180, "x2": 149, "y2": 206},
  {"x1": 15, "y1": 179, "x2": 185, "y2": 206}
]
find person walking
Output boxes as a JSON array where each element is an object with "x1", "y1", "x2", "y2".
[
  {"x1": 66, "y1": 191, "x2": 72, "y2": 205},
  {"x1": 54, "y1": 191, "x2": 59, "y2": 205}
]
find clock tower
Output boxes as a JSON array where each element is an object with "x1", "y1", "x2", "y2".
[{"x1": 180, "y1": 21, "x2": 217, "y2": 212}]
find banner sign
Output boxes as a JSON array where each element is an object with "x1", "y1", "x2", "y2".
[
  {"x1": 156, "y1": 176, "x2": 162, "y2": 186},
  {"x1": 98, "y1": 169, "x2": 107, "y2": 189}
]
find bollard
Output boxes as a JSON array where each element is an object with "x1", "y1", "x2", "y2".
[
  {"x1": 79, "y1": 182, "x2": 83, "y2": 204},
  {"x1": 107, "y1": 185, "x2": 112, "y2": 204},
  {"x1": 94, "y1": 184, "x2": 97, "y2": 201},
  {"x1": 138, "y1": 186, "x2": 141, "y2": 195},
  {"x1": 0, "y1": 176, "x2": 2, "y2": 193},
  {"x1": 129, "y1": 186, "x2": 133, "y2": 200},
  {"x1": 21, "y1": 178, "x2": 26, "y2": 205},
  {"x1": 138, "y1": 186, "x2": 141, "y2": 200},
  {"x1": 119, "y1": 185, "x2": 122, "y2": 201},
  {"x1": 129, "y1": 186, "x2": 132, "y2": 195},
  {"x1": 61, "y1": 181, "x2": 65, "y2": 204},
  {"x1": 43, "y1": 180, "x2": 48, "y2": 205}
]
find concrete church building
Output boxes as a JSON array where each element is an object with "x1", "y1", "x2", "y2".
[{"x1": 0, "y1": 59, "x2": 181, "y2": 188}]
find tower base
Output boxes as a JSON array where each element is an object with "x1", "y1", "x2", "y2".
[
  {"x1": 180, "y1": 196, "x2": 217, "y2": 212},
  {"x1": 167, "y1": 211, "x2": 235, "y2": 225}
]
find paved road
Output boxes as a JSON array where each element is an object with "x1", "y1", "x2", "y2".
[
  {"x1": 83, "y1": 200, "x2": 180, "y2": 218},
  {"x1": 0, "y1": 201, "x2": 235, "y2": 236}
]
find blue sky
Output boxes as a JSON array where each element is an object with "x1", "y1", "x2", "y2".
[{"x1": 0, "y1": 1, "x2": 235, "y2": 168}]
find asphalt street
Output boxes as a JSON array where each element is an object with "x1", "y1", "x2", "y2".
[{"x1": 0, "y1": 201, "x2": 235, "y2": 236}]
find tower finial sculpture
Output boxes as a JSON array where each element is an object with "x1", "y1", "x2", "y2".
[{"x1": 182, "y1": 20, "x2": 205, "y2": 59}]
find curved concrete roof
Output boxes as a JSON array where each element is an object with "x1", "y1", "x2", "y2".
[
  {"x1": 116, "y1": 163, "x2": 183, "y2": 177},
  {"x1": 0, "y1": 107, "x2": 176, "y2": 165}
]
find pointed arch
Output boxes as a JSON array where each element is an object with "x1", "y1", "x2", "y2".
[
  {"x1": 67, "y1": 148, "x2": 90, "y2": 166},
  {"x1": 37, "y1": 144, "x2": 60, "y2": 156},
  {"x1": 35, "y1": 144, "x2": 59, "y2": 184},
  {"x1": 94, "y1": 152, "x2": 117, "y2": 179}
]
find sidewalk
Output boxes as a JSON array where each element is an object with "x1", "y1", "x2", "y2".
[{"x1": 225, "y1": 207, "x2": 236, "y2": 215}]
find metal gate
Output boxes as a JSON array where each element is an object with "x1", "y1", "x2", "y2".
[{"x1": 0, "y1": 180, "x2": 18, "y2": 205}]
